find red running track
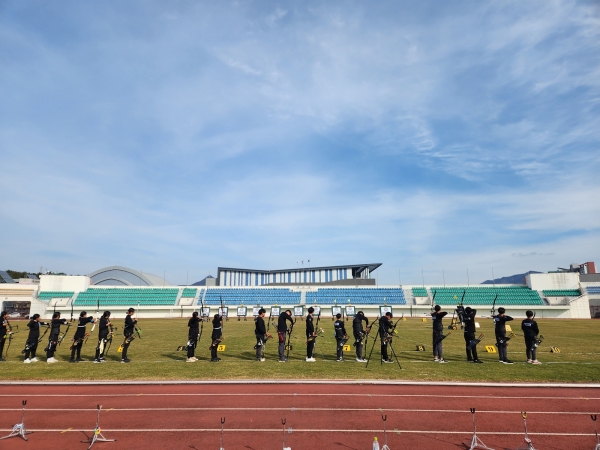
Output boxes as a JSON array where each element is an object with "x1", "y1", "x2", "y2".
[{"x1": 1, "y1": 383, "x2": 599, "y2": 449}]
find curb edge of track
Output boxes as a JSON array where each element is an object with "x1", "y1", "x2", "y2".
[{"x1": 1, "y1": 379, "x2": 599, "y2": 388}]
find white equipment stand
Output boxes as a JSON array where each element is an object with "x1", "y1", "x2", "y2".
[
  {"x1": 81, "y1": 404, "x2": 116, "y2": 449},
  {"x1": 464, "y1": 408, "x2": 494, "y2": 450},
  {"x1": 0, "y1": 400, "x2": 33, "y2": 441},
  {"x1": 516, "y1": 412, "x2": 537, "y2": 450},
  {"x1": 381, "y1": 414, "x2": 391, "y2": 450},
  {"x1": 282, "y1": 418, "x2": 291, "y2": 450},
  {"x1": 592, "y1": 415, "x2": 600, "y2": 450},
  {"x1": 220, "y1": 417, "x2": 225, "y2": 450}
]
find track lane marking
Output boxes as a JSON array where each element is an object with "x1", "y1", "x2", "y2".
[
  {"x1": 1, "y1": 393, "x2": 598, "y2": 400},
  {"x1": 0, "y1": 428, "x2": 595, "y2": 436},
  {"x1": 2, "y1": 407, "x2": 597, "y2": 415}
]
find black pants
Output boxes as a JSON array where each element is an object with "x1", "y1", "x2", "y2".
[
  {"x1": 278, "y1": 332, "x2": 285, "y2": 360},
  {"x1": 255, "y1": 334, "x2": 265, "y2": 359},
  {"x1": 211, "y1": 330, "x2": 222, "y2": 360},
  {"x1": 121, "y1": 334, "x2": 133, "y2": 359},
  {"x1": 95, "y1": 337, "x2": 108, "y2": 360},
  {"x1": 187, "y1": 335, "x2": 197, "y2": 358},
  {"x1": 433, "y1": 331, "x2": 443, "y2": 358},
  {"x1": 381, "y1": 340, "x2": 389, "y2": 361},
  {"x1": 354, "y1": 332, "x2": 364, "y2": 359},
  {"x1": 0, "y1": 335, "x2": 6, "y2": 357},
  {"x1": 496, "y1": 335, "x2": 508, "y2": 361},
  {"x1": 336, "y1": 338, "x2": 345, "y2": 359},
  {"x1": 46, "y1": 335, "x2": 58, "y2": 358},
  {"x1": 24, "y1": 340, "x2": 38, "y2": 359},
  {"x1": 70, "y1": 337, "x2": 84, "y2": 360},
  {"x1": 464, "y1": 331, "x2": 479, "y2": 361},
  {"x1": 524, "y1": 336, "x2": 536, "y2": 360},
  {"x1": 307, "y1": 338, "x2": 315, "y2": 358}
]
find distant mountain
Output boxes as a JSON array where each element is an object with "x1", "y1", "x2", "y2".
[{"x1": 481, "y1": 271, "x2": 542, "y2": 285}]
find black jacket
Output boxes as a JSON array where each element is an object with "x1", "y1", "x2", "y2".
[
  {"x1": 255, "y1": 316, "x2": 266, "y2": 335},
  {"x1": 431, "y1": 311, "x2": 447, "y2": 332},
  {"x1": 277, "y1": 312, "x2": 293, "y2": 333}
]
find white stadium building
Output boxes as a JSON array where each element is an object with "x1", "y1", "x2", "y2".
[{"x1": 1, "y1": 262, "x2": 599, "y2": 320}]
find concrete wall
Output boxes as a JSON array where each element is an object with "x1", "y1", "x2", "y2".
[
  {"x1": 42, "y1": 302, "x2": 578, "y2": 320},
  {"x1": 526, "y1": 272, "x2": 580, "y2": 291},
  {"x1": 39, "y1": 275, "x2": 90, "y2": 292},
  {"x1": 568, "y1": 294, "x2": 591, "y2": 318}
]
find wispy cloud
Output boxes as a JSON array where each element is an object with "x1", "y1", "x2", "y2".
[{"x1": 0, "y1": 0, "x2": 598, "y2": 284}]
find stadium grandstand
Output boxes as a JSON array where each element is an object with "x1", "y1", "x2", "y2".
[{"x1": 1, "y1": 262, "x2": 598, "y2": 320}]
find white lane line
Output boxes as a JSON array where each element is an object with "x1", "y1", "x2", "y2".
[
  {"x1": 0, "y1": 428, "x2": 595, "y2": 436},
  {"x1": 2, "y1": 380, "x2": 600, "y2": 388},
  {"x1": 0, "y1": 407, "x2": 597, "y2": 415},
  {"x1": 1, "y1": 393, "x2": 598, "y2": 400}
]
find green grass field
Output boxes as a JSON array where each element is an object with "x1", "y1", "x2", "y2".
[{"x1": 2, "y1": 317, "x2": 599, "y2": 383}]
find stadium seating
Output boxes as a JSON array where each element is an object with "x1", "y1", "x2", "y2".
[
  {"x1": 181, "y1": 288, "x2": 198, "y2": 298},
  {"x1": 305, "y1": 288, "x2": 406, "y2": 305},
  {"x1": 200, "y1": 288, "x2": 301, "y2": 305},
  {"x1": 38, "y1": 291, "x2": 74, "y2": 301},
  {"x1": 412, "y1": 287, "x2": 428, "y2": 297},
  {"x1": 587, "y1": 286, "x2": 600, "y2": 294},
  {"x1": 74, "y1": 288, "x2": 178, "y2": 306},
  {"x1": 430, "y1": 286, "x2": 543, "y2": 306},
  {"x1": 543, "y1": 289, "x2": 581, "y2": 297}
]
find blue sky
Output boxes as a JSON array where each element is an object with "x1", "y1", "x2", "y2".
[{"x1": 1, "y1": 0, "x2": 599, "y2": 285}]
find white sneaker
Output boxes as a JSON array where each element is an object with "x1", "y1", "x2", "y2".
[
  {"x1": 24, "y1": 358, "x2": 31, "y2": 364},
  {"x1": 306, "y1": 357, "x2": 316, "y2": 362},
  {"x1": 47, "y1": 357, "x2": 57, "y2": 364},
  {"x1": 30, "y1": 357, "x2": 38, "y2": 362},
  {"x1": 438, "y1": 359, "x2": 448, "y2": 364},
  {"x1": 186, "y1": 358, "x2": 195, "y2": 363},
  {"x1": 527, "y1": 359, "x2": 532, "y2": 363},
  {"x1": 191, "y1": 357, "x2": 198, "y2": 361},
  {"x1": 532, "y1": 360, "x2": 542, "y2": 365}
]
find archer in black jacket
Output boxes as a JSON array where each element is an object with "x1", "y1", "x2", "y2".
[
  {"x1": 210, "y1": 314, "x2": 223, "y2": 362},
  {"x1": 277, "y1": 310, "x2": 294, "y2": 362},
  {"x1": 186, "y1": 312, "x2": 201, "y2": 361},
  {"x1": 46, "y1": 312, "x2": 69, "y2": 363},
  {"x1": 254, "y1": 308, "x2": 271, "y2": 361},
  {"x1": 431, "y1": 306, "x2": 448, "y2": 363},
  {"x1": 305, "y1": 307, "x2": 316, "y2": 361},
  {"x1": 94, "y1": 311, "x2": 113, "y2": 363},
  {"x1": 333, "y1": 313, "x2": 348, "y2": 361},
  {"x1": 23, "y1": 314, "x2": 49, "y2": 363},
  {"x1": 352, "y1": 311, "x2": 369, "y2": 362},
  {"x1": 463, "y1": 307, "x2": 482, "y2": 363},
  {"x1": 494, "y1": 307, "x2": 514, "y2": 364},
  {"x1": 70, "y1": 311, "x2": 95, "y2": 362},
  {"x1": 521, "y1": 310, "x2": 541, "y2": 364},
  {"x1": 0, "y1": 311, "x2": 9, "y2": 361},
  {"x1": 379, "y1": 312, "x2": 395, "y2": 363},
  {"x1": 121, "y1": 308, "x2": 137, "y2": 363}
]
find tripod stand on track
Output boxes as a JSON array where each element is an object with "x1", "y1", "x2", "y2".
[
  {"x1": 0, "y1": 400, "x2": 33, "y2": 441},
  {"x1": 81, "y1": 404, "x2": 116, "y2": 449}
]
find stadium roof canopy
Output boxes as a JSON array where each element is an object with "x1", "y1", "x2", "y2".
[
  {"x1": 218, "y1": 263, "x2": 381, "y2": 276},
  {"x1": 88, "y1": 266, "x2": 171, "y2": 286},
  {"x1": 217, "y1": 263, "x2": 381, "y2": 286}
]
